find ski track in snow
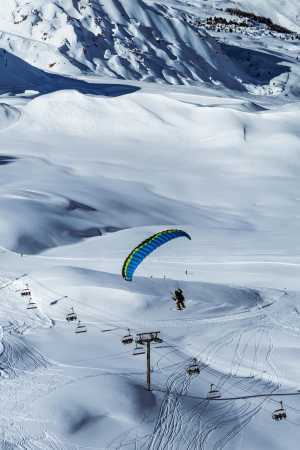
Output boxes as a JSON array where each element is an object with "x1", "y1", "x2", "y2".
[{"x1": 112, "y1": 304, "x2": 284, "y2": 450}]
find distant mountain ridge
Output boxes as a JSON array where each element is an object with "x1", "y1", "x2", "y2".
[
  {"x1": 0, "y1": 0, "x2": 245, "y2": 88},
  {"x1": 0, "y1": 0, "x2": 299, "y2": 96}
]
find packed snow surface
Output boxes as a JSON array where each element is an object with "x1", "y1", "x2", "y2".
[{"x1": 1, "y1": 0, "x2": 300, "y2": 449}]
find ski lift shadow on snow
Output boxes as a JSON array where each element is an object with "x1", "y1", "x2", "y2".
[{"x1": 75, "y1": 320, "x2": 87, "y2": 334}]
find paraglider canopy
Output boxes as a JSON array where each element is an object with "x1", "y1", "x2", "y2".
[{"x1": 122, "y1": 229, "x2": 191, "y2": 281}]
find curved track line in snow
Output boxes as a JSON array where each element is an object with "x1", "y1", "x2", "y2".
[{"x1": 140, "y1": 312, "x2": 283, "y2": 450}]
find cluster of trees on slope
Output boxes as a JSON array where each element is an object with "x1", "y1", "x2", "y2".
[
  {"x1": 184, "y1": 8, "x2": 299, "y2": 41},
  {"x1": 225, "y1": 8, "x2": 294, "y2": 35}
]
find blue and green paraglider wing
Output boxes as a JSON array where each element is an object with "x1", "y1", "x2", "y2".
[{"x1": 122, "y1": 229, "x2": 191, "y2": 281}]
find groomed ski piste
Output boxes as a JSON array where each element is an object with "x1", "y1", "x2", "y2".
[{"x1": 1, "y1": 0, "x2": 300, "y2": 449}]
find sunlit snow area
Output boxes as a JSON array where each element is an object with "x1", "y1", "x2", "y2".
[{"x1": 1, "y1": 0, "x2": 300, "y2": 449}]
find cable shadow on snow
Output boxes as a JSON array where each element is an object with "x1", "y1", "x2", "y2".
[{"x1": 0, "y1": 49, "x2": 140, "y2": 97}]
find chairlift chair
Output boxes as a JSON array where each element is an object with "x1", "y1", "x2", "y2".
[
  {"x1": 207, "y1": 384, "x2": 221, "y2": 399},
  {"x1": 27, "y1": 299, "x2": 37, "y2": 310},
  {"x1": 66, "y1": 307, "x2": 77, "y2": 322},
  {"x1": 148, "y1": 332, "x2": 162, "y2": 344},
  {"x1": 186, "y1": 358, "x2": 200, "y2": 376},
  {"x1": 21, "y1": 284, "x2": 31, "y2": 297},
  {"x1": 121, "y1": 329, "x2": 134, "y2": 345},
  {"x1": 75, "y1": 320, "x2": 87, "y2": 334},
  {"x1": 133, "y1": 343, "x2": 145, "y2": 356},
  {"x1": 272, "y1": 401, "x2": 287, "y2": 421}
]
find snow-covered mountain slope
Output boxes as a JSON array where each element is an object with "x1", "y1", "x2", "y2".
[
  {"x1": 0, "y1": 0, "x2": 243, "y2": 88},
  {"x1": 1, "y1": 1, "x2": 300, "y2": 449},
  {"x1": 0, "y1": 72, "x2": 300, "y2": 448},
  {"x1": 0, "y1": 83, "x2": 299, "y2": 254},
  {"x1": 0, "y1": 0, "x2": 300, "y2": 96}
]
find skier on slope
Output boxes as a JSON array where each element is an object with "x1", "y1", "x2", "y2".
[{"x1": 172, "y1": 288, "x2": 186, "y2": 311}]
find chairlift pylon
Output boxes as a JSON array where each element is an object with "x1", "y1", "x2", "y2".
[
  {"x1": 272, "y1": 401, "x2": 287, "y2": 421},
  {"x1": 186, "y1": 358, "x2": 200, "y2": 376},
  {"x1": 207, "y1": 384, "x2": 221, "y2": 399},
  {"x1": 75, "y1": 320, "x2": 87, "y2": 334},
  {"x1": 121, "y1": 329, "x2": 134, "y2": 345}
]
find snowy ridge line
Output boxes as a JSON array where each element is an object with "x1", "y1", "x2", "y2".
[
  {"x1": 0, "y1": 243, "x2": 122, "y2": 261},
  {"x1": 11, "y1": 254, "x2": 300, "y2": 265},
  {"x1": 24, "y1": 255, "x2": 121, "y2": 261},
  {"x1": 147, "y1": 260, "x2": 300, "y2": 266},
  {"x1": 5, "y1": 252, "x2": 300, "y2": 266}
]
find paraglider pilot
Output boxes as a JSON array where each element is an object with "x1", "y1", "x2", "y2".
[{"x1": 172, "y1": 288, "x2": 186, "y2": 311}]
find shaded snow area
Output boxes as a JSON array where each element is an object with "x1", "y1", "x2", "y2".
[{"x1": 1, "y1": 1, "x2": 300, "y2": 450}]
